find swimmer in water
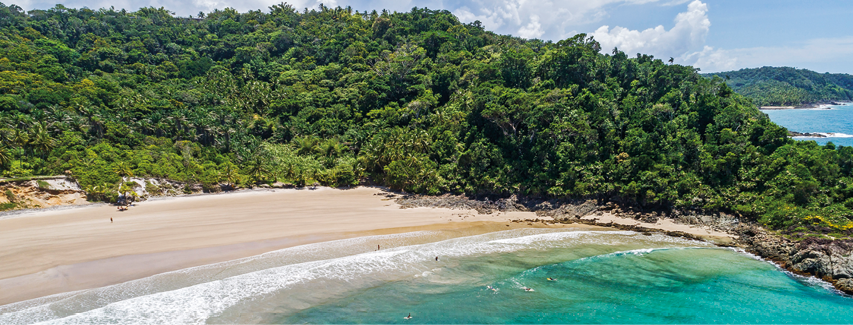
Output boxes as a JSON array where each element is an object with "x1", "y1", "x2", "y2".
[{"x1": 404, "y1": 313, "x2": 412, "y2": 320}]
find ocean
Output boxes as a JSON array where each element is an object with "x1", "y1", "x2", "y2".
[
  {"x1": 1, "y1": 229, "x2": 851, "y2": 324},
  {"x1": 762, "y1": 103, "x2": 853, "y2": 147}
]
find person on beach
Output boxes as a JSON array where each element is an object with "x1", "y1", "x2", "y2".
[
  {"x1": 110, "y1": 217, "x2": 113, "y2": 223},
  {"x1": 377, "y1": 244, "x2": 380, "y2": 250},
  {"x1": 435, "y1": 256, "x2": 438, "y2": 261}
]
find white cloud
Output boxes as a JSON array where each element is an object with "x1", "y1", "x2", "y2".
[
  {"x1": 681, "y1": 46, "x2": 736, "y2": 72},
  {"x1": 591, "y1": 0, "x2": 709, "y2": 60},
  {"x1": 20, "y1": 0, "x2": 707, "y2": 41},
  {"x1": 517, "y1": 14, "x2": 544, "y2": 39},
  {"x1": 443, "y1": 0, "x2": 687, "y2": 40},
  {"x1": 690, "y1": 37, "x2": 853, "y2": 73}
]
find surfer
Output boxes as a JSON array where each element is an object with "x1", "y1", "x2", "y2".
[
  {"x1": 523, "y1": 287, "x2": 534, "y2": 292},
  {"x1": 404, "y1": 313, "x2": 412, "y2": 320},
  {"x1": 546, "y1": 277, "x2": 555, "y2": 281},
  {"x1": 487, "y1": 285, "x2": 497, "y2": 292}
]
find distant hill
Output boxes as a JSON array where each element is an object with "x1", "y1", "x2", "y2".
[{"x1": 703, "y1": 67, "x2": 853, "y2": 107}]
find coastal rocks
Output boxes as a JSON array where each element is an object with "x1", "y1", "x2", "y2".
[
  {"x1": 0, "y1": 177, "x2": 88, "y2": 211},
  {"x1": 669, "y1": 210, "x2": 741, "y2": 232},
  {"x1": 535, "y1": 200, "x2": 598, "y2": 220},
  {"x1": 791, "y1": 240, "x2": 853, "y2": 280},
  {"x1": 837, "y1": 278, "x2": 853, "y2": 293},
  {"x1": 395, "y1": 194, "x2": 527, "y2": 214},
  {"x1": 736, "y1": 225, "x2": 853, "y2": 294},
  {"x1": 788, "y1": 131, "x2": 827, "y2": 138},
  {"x1": 271, "y1": 182, "x2": 295, "y2": 189}
]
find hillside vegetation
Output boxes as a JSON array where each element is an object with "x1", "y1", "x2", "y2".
[
  {"x1": 704, "y1": 67, "x2": 853, "y2": 106},
  {"x1": 1, "y1": 3, "x2": 853, "y2": 236}
]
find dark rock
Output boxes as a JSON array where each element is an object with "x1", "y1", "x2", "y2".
[
  {"x1": 736, "y1": 225, "x2": 853, "y2": 294},
  {"x1": 788, "y1": 131, "x2": 827, "y2": 138},
  {"x1": 836, "y1": 278, "x2": 853, "y2": 293}
]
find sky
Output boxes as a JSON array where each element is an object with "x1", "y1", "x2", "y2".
[{"x1": 12, "y1": 0, "x2": 853, "y2": 73}]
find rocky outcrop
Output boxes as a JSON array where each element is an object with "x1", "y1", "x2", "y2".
[
  {"x1": 0, "y1": 177, "x2": 88, "y2": 211},
  {"x1": 788, "y1": 131, "x2": 827, "y2": 138},
  {"x1": 396, "y1": 194, "x2": 529, "y2": 214},
  {"x1": 397, "y1": 192, "x2": 853, "y2": 294},
  {"x1": 735, "y1": 225, "x2": 853, "y2": 294}
]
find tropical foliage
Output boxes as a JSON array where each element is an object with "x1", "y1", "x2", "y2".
[
  {"x1": 1, "y1": 3, "x2": 853, "y2": 236},
  {"x1": 705, "y1": 67, "x2": 853, "y2": 106}
]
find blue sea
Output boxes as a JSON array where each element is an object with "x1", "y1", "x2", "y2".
[
  {"x1": 2, "y1": 229, "x2": 851, "y2": 324},
  {"x1": 762, "y1": 103, "x2": 853, "y2": 147}
]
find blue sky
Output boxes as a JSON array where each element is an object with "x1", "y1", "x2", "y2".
[{"x1": 13, "y1": 0, "x2": 853, "y2": 73}]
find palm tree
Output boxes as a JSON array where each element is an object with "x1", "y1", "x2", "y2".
[
  {"x1": 320, "y1": 140, "x2": 342, "y2": 158},
  {"x1": 113, "y1": 161, "x2": 134, "y2": 178},
  {"x1": 221, "y1": 163, "x2": 240, "y2": 187},
  {"x1": 12, "y1": 129, "x2": 29, "y2": 158},
  {"x1": 113, "y1": 161, "x2": 134, "y2": 203},
  {"x1": 30, "y1": 126, "x2": 56, "y2": 158},
  {"x1": 0, "y1": 146, "x2": 11, "y2": 169},
  {"x1": 295, "y1": 136, "x2": 319, "y2": 156},
  {"x1": 245, "y1": 155, "x2": 269, "y2": 184},
  {"x1": 0, "y1": 128, "x2": 13, "y2": 148}
]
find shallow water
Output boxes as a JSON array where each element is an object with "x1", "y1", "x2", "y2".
[
  {"x1": 762, "y1": 104, "x2": 853, "y2": 147},
  {"x1": 1, "y1": 229, "x2": 851, "y2": 324}
]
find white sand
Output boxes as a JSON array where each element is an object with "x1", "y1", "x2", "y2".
[{"x1": 0, "y1": 186, "x2": 732, "y2": 305}]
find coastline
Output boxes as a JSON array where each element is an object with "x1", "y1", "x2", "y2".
[
  {"x1": 760, "y1": 101, "x2": 851, "y2": 110},
  {"x1": 0, "y1": 186, "x2": 735, "y2": 306}
]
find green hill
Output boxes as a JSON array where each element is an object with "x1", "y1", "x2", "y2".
[
  {"x1": 704, "y1": 67, "x2": 853, "y2": 106},
  {"x1": 1, "y1": 3, "x2": 853, "y2": 236}
]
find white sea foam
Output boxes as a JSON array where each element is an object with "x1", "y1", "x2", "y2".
[
  {"x1": 726, "y1": 247, "x2": 850, "y2": 297},
  {"x1": 487, "y1": 231, "x2": 635, "y2": 245},
  {"x1": 0, "y1": 229, "x2": 708, "y2": 325},
  {"x1": 816, "y1": 132, "x2": 853, "y2": 138}
]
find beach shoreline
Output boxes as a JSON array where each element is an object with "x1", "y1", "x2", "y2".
[
  {"x1": 760, "y1": 101, "x2": 851, "y2": 110},
  {"x1": 0, "y1": 186, "x2": 733, "y2": 306}
]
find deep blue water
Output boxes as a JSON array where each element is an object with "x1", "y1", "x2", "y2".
[{"x1": 762, "y1": 104, "x2": 853, "y2": 147}]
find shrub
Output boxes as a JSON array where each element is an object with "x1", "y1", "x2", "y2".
[{"x1": 36, "y1": 180, "x2": 50, "y2": 190}]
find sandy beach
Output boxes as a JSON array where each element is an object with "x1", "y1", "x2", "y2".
[{"x1": 0, "y1": 187, "x2": 732, "y2": 305}]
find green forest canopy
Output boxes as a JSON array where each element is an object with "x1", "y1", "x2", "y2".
[
  {"x1": 1, "y1": 3, "x2": 853, "y2": 237},
  {"x1": 704, "y1": 67, "x2": 853, "y2": 106}
]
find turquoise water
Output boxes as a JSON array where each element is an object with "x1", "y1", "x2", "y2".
[
  {"x1": 283, "y1": 248, "x2": 853, "y2": 324},
  {"x1": 1, "y1": 229, "x2": 851, "y2": 324},
  {"x1": 762, "y1": 104, "x2": 853, "y2": 147}
]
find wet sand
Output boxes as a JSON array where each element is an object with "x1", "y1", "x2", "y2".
[{"x1": 0, "y1": 187, "x2": 732, "y2": 305}]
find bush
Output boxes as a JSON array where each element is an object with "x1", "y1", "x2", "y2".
[
  {"x1": 0, "y1": 202, "x2": 16, "y2": 211},
  {"x1": 36, "y1": 180, "x2": 50, "y2": 190}
]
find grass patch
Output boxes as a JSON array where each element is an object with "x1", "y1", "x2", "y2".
[
  {"x1": 0, "y1": 202, "x2": 16, "y2": 211},
  {"x1": 36, "y1": 180, "x2": 51, "y2": 190}
]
